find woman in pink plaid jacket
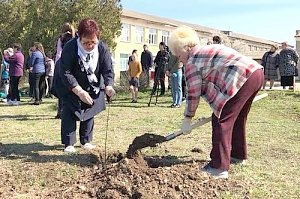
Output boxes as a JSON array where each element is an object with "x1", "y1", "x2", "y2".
[{"x1": 168, "y1": 26, "x2": 264, "y2": 179}]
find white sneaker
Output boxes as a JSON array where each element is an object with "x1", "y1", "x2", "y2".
[
  {"x1": 201, "y1": 165, "x2": 229, "y2": 179},
  {"x1": 82, "y1": 143, "x2": 96, "y2": 150},
  {"x1": 12, "y1": 101, "x2": 20, "y2": 106},
  {"x1": 7, "y1": 100, "x2": 13, "y2": 105},
  {"x1": 64, "y1": 146, "x2": 76, "y2": 153},
  {"x1": 230, "y1": 157, "x2": 246, "y2": 165}
]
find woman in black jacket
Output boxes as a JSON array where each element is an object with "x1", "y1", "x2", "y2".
[{"x1": 56, "y1": 18, "x2": 115, "y2": 153}]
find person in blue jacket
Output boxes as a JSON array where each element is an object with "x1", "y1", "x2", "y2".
[
  {"x1": 1, "y1": 60, "x2": 10, "y2": 100},
  {"x1": 29, "y1": 42, "x2": 46, "y2": 105},
  {"x1": 55, "y1": 18, "x2": 115, "y2": 153}
]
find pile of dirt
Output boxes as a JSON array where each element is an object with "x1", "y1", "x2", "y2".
[
  {"x1": 126, "y1": 133, "x2": 166, "y2": 158},
  {"x1": 85, "y1": 153, "x2": 247, "y2": 199},
  {"x1": 0, "y1": 131, "x2": 248, "y2": 199},
  {"x1": 0, "y1": 151, "x2": 249, "y2": 199},
  {"x1": 64, "y1": 133, "x2": 248, "y2": 198}
]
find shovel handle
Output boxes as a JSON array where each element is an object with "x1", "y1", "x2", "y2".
[
  {"x1": 164, "y1": 93, "x2": 268, "y2": 141},
  {"x1": 165, "y1": 117, "x2": 212, "y2": 141}
]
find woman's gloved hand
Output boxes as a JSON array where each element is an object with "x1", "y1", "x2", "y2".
[
  {"x1": 180, "y1": 117, "x2": 193, "y2": 135},
  {"x1": 77, "y1": 89, "x2": 93, "y2": 105},
  {"x1": 105, "y1": 85, "x2": 116, "y2": 98}
]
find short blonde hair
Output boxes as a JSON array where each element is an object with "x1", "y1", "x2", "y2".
[
  {"x1": 271, "y1": 44, "x2": 279, "y2": 50},
  {"x1": 168, "y1": 26, "x2": 200, "y2": 56}
]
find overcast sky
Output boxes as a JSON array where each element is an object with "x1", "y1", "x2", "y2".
[{"x1": 121, "y1": 0, "x2": 300, "y2": 46}]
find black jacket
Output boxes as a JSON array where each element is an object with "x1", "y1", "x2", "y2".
[
  {"x1": 154, "y1": 50, "x2": 169, "y2": 70},
  {"x1": 141, "y1": 50, "x2": 153, "y2": 70},
  {"x1": 55, "y1": 38, "x2": 114, "y2": 121}
]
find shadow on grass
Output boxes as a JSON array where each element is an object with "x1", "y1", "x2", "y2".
[
  {"x1": 108, "y1": 102, "x2": 148, "y2": 108},
  {"x1": 0, "y1": 142, "x2": 201, "y2": 168},
  {"x1": 0, "y1": 142, "x2": 99, "y2": 167},
  {"x1": 285, "y1": 92, "x2": 300, "y2": 98},
  {"x1": 144, "y1": 155, "x2": 207, "y2": 168},
  {"x1": 109, "y1": 97, "x2": 174, "y2": 108},
  {"x1": 0, "y1": 114, "x2": 56, "y2": 121},
  {"x1": 0, "y1": 101, "x2": 55, "y2": 108},
  {"x1": 109, "y1": 103, "x2": 171, "y2": 108}
]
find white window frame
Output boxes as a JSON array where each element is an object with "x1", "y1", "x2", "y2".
[
  {"x1": 120, "y1": 53, "x2": 131, "y2": 71},
  {"x1": 121, "y1": 23, "x2": 131, "y2": 42},
  {"x1": 148, "y1": 28, "x2": 157, "y2": 45},
  {"x1": 162, "y1": 30, "x2": 169, "y2": 45},
  {"x1": 135, "y1": 26, "x2": 144, "y2": 43}
]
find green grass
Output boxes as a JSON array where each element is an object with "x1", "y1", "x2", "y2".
[{"x1": 0, "y1": 89, "x2": 299, "y2": 198}]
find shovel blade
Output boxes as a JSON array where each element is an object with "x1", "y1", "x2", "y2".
[{"x1": 164, "y1": 131, "x2": 183, "y2": 141}]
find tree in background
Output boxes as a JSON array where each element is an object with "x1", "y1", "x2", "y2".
[{"x1": 0, "y1": 0, "x2": 122, "y2": 54}]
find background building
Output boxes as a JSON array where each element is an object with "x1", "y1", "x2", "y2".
[
  {"x1": 113, "y1": 9, "x2": 283, "y2": 84},
  {"x1": 295, "y1": 30, "x2": 300, "y2": 80}
]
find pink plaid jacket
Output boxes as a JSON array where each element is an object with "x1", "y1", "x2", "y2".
[{"x1": 184, "y1": 45, "x2": 263, "y2": 118}]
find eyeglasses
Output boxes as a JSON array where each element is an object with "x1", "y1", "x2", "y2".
[
  {"x1": 80, "y1": 36, "x2": 99, "y2": 46},
  {"x1": 81, "y1": 41, "x2": 98, "y2": 46}
]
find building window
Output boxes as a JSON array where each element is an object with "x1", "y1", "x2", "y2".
[
  {"x1": 120, "y1": 53, "x2": 130, "y2": 71},
  {"x1": 162, "y1": 30, "x2": 169, "y2": 45},
  {"x1": 121, "y1": 23, "x2": 130, "y2": 42},
  {"x1": 135, "y1": 26, "x2": 144, "y2": 43},
  {"x1": 149, "y1": 28, "x2": 157, "y2": 45}
]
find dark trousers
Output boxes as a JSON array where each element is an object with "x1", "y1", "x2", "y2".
[
  {"x1": 152, "y1": 68, "x2": 165, "y2": 95},
  {"x1": 182, "y1": 74, "x2": 186, "y2": 99},
  {"x1": 28, "y1": 73, "x2": 35, "y2": 97},
  {"x1": 46, "y1": 76, "x2": 54, "y2": 96},
  {"x1": 61, "y1": 103, "x2": 94, "y2": 146},
  {"x1": 57, "y1": 98, "x2": 63, "y2": 117},
  {"x1": 210, "y1": 69, "x2": 264, "y2": 170},
  {"x1": 8, "y1": 76, "x2": 21, "y2": 101},
  {"x1": 33, "y1": 73, "x2": 45, "y2": 102}
]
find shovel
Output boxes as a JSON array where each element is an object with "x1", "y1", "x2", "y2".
[
  {"x1": 165, "y1": 117, "x2": 211, "y2": 141},
  {"x1": 164, "y1": 93, "x2": 268, "y2": 142},
  {"x1": 126, "y1": 93, "x2": 268, "y2": 157}
]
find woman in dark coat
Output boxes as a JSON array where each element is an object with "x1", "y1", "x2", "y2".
[
  {"x1": 53, "y1": 23, "x2": 75, "y2": 119},
  {"x1": 56, "y1": 18, "x2": 115, "y2": 153},
  {"x1": 279, "y1": 42, "x2": 299, "y2": 91},
  {"x1": 261, "y1": 45, "x2": 280, "y2": 89}
]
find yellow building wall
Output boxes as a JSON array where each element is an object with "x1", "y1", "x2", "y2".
[
  {"x1": 113, "y1": 18, "x2": 173, "y2": 83},
  {"x1": 112, "y1": 13, "x2": 276, "y2": 84}
]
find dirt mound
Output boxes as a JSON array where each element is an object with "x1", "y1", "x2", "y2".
[
  {"x1": 0, "y1": 151, "x2": 248, "y2": 199},
  {"x1": 84, "y1": 152, "x2": 247, "y2": 199}
]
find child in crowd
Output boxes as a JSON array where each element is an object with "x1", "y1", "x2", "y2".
[{"x1": 128, "y1": 53, "x2": 142, "y2": 103}]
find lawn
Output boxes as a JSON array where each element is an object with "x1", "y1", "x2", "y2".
[{"x1": 0, "y1": 89, "x2": 299, "y2": 198}]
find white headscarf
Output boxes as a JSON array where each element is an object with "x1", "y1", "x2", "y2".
[{"x1": 77, "y1": 38, "x2": 100, "y2": 94}]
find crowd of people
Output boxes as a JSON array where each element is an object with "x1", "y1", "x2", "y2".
[
  {"x1": 0, "y1": 20, "x2": 299, "y2": 178},
  {"x1": 261, "y1": 41, "x2": 299, "y2": 91},
  {"x1": 1, "y1": 42, "x2": 53, "y2": 105},
  {"x1": 0, "y1": 19, "x2": 116, "y2": 153},
  {"x1": 1, "y1": 32, "x2": 298, "y2": 109},
  {"x1": 126, "y1": 35, "x2": 299, "y2": 109},
  {"x1": 127, "y1": 41, "x2": 187, "y2": 107}
]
